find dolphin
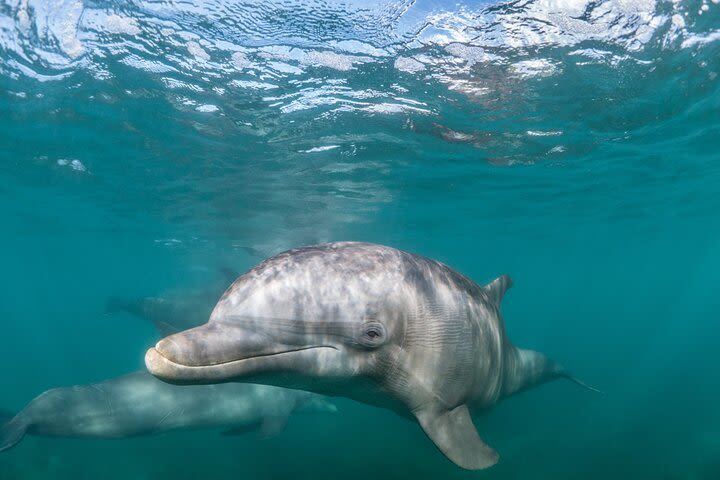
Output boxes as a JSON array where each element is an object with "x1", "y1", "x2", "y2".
[
  {"x1": 145, "y1": 241, "x2": 600, "y2": 470},
  {"x1": 106, "y1": 294, "x2": 212, "y2": 336},
  {"x1": 0, "y1": 371, "x2": 336, "y2": 452},
  {"x1": 105, "y1": 268, "x2": 237, "y2": 335}
]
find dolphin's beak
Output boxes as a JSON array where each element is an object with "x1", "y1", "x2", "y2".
[{"x1": 145, "y1": 321, "x2": 341, "y2": 383}]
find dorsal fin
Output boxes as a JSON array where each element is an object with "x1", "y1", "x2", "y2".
[{"x1": 483, "y1": 274, "x2": 513, "y2": 305}]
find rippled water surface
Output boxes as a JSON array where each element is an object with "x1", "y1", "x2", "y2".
[{"x1": 1, "y1": 0, "x2": 719, "y2": 478}]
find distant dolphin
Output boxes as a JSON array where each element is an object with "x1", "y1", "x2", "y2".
[
  {"x1": 0, "y1": 371, "x2": 336, "y2": 452},
  {"x1": 146, "y1": 242, "x2": 600, "y2": 470},
  {"x1": 105, "y1": 268, "x2": 237, "y2": 335},
  {"x1": 106, "y1": 295, "x2": 211, "y2": 336}
]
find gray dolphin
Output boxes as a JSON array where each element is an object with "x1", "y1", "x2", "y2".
[
  {"x1": 0, "y1": 371, "x2": 336, "y2": 452},
  {"x1": 105, "y1": 268, "x2": 237, "y2": 335},
  {"x1": 106, "y1": 294, "x2": 212, "y2": 336},
  {"x1": 145, "y1": 241, "x2": 600, "y2": 470}
]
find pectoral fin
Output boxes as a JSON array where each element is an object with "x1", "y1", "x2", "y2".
[
  {"x1": 259, "y1": 414, "x2": 289, "y2": 439},
  {"x1": 220, "y1": 414, "x2": 288, "y2": 439},
  {"x1": 414, "y1": 404, "x2": 499, "y2": 470},
  {"x1": 221, "y1": 421, "x2": 262, "y2": 436}
]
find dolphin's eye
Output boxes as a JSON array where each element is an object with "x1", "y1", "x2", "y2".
[{"x1": 358, "y1": 322, "x2": 386, "y2": 348}]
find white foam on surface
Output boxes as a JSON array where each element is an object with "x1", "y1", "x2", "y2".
[
  {"x1": 231, "y1": 52, "x2": 251, "y2": 70},
  {"x1": 394, "y1": 56, "x2": 425, "y2": 73},
  {"x1": 303, "y1": 51, "x2": 361, "y2": 71},
  {"x1": 527, "y1": 130, "x2": 563, "y2": 137},
  {"x1": 299, "y1": 145, "x2": 341, "y2": 153},
  {"x1": 510, "y1": 59, "x2": 558, "y2": 78},
  {"x1": 681, "y1": 30, "x2": 720, "y2": 48},
  {"x1": 196, "y1": 104, "x2": 219, "y2": 113},
  {"x1": 106, "y1": 14, "x2": 141, "y2": 36},
  {"x1": 162, "y1": 78, "x2": 204, "y2": 92},
  {"x1": 229, "y1": 80, "x2": 279, "y2": 90},
  {"x1": 187, "y1": 41, "x2": 211, "y2": 61},
  {"x1": 120, "y1": 55, "x2": 176, "y2": 73},
  {"x1": 57, "y1": 158, "x2": 87, "y2": 172}
]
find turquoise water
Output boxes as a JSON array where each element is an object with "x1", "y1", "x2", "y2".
[{"x1": 1, "y1": 0, "x2": 720, "y2": 478}]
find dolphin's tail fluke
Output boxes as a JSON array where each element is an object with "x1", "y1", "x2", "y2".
[
  {"x1": 0, "y1": 411, "x2": 28, "y2": 453},
  {"x1": 548, "y1": 358, "x2": 604, "y2": 394},
  {"x1": 559, "y1": 371, "x2": 604, "y2": 395}
]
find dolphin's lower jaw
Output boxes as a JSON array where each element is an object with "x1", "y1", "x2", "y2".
[{"x1": 145, "y1": 346, "x2": 339, "y2": 383}]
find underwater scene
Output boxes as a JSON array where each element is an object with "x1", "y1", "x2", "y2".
[{"x1": 1, "y1": 0, "x2": 719, "y2": 478}]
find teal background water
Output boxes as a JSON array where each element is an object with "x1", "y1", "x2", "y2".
[{"x1": 1, "y1": 0, "x2": 720, "y2": 478}]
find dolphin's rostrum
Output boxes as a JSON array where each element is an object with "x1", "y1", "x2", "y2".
[{"x1": 146, "y1": 241, "x2": 599, "y2": 470}]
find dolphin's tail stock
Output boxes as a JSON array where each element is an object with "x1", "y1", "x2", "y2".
[
  {"x1": 507, "y1": 348, "x2": 604, "y2": 397},
  {"x1": 0, "y1": 410, "x2": 28, "y2": 452},
  {"x1": 104, "y1": 296, "x2": 138, "y2": 316}
]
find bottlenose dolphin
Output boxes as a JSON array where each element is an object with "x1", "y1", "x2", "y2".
[
  {"x1": 0, "y1": 371, "x2": 336, "y2": 452},
  {"x1": 145, "y1": 241, "x2": 600, "y2": 470},
  {"x1": 106, "y1": 294, "x2": 211, "y2": 336},
  {"x1": 105, "y1": 268, "x2": 237, "y2": 335}
]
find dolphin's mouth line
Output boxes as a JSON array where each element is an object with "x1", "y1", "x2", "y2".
[{"x1": 150, "y1": 345, "x2": 337, "y2": 369}]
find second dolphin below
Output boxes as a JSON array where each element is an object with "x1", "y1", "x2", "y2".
[{"x1": 0, "y1": 371, "x2": 336, "y2": 452}]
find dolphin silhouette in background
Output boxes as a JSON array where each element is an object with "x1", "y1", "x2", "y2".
[
  {"x1": 1, "y1": 274, "x2": 336, "y2": 453},
  {"x1": 105, "y1": 267, "x2": 238, "y2": 335},
  {"x1": 146, "y1": 241, "x2": 601, "y2": 470},
  {"x1": 0, "y1": 371, "x2": 336, "y2": 452}
]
